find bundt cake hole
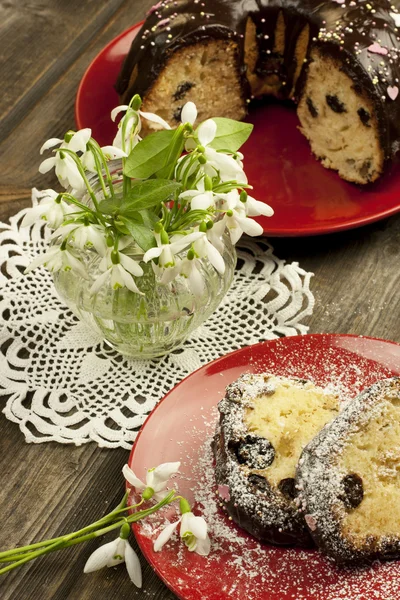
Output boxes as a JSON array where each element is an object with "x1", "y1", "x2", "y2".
[
  {"x1": 297, "y1": 47, "x2": 384, "y2": 183},
  {"x1": 340, "y1": 397, "x2": 400, "y2": 538},
  {"x1": 244, "y1": 381, "x2": 339, "y2": 487}
]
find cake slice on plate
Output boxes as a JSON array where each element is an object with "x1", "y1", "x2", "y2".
[
  {"x1": 297, "y1": 377, "x2": 400, "y2": 564},
  {"x1": 213, "y1": 373, "x2": 340, "y2": 546}
]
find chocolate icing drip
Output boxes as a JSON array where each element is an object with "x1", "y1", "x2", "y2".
[{"x1": 115, "y1": 0, "x2": 400, "y2": 165}]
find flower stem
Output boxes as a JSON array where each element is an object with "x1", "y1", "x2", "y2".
[
  {"x1": 0, "y1": 491, "x2": 176, "y2": 576},
  {"x1": 55, "y1": 148, "x2": 101, "y2": 213},
  {"x1": 88, "y1": 140, "x2": 116, "y2": 201}
]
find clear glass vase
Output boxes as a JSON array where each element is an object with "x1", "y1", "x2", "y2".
[{"x1": 52, "y1": 162, "x2": 236, "y2": 359}]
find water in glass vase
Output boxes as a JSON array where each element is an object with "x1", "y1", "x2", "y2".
[{"x1": 53, "y1": 237, "x2": 236, "y2": 359}]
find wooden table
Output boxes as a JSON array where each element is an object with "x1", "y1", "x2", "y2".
[{"x1": 1, "y1": 1, "x2": 400, "y2": 598}]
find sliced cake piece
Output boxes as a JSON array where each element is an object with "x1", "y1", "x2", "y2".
[
  {"x1": 213, "y1": 373, "x2": 340, "y2": 546},
  {"x1": 297, "y1": 377, "x2": 400, "y2": 565},
  {"x1": 297, "y1": 47, "x2": 384, "y2": 184}
]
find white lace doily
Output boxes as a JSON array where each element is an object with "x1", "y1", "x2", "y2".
[{"x1": 0, "y1": 207, "x2": 314, "y2": 449}]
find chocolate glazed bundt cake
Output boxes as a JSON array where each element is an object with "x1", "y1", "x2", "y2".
[
  {"x1": 116, "y1": 0, "x2": 400, "y2": 184},
  {"x1": 297, "y1": 377, "x2": 400, "y2": 565},
  {"x1": 213, "y1": 373, "x2": 340, "y2": 546}
]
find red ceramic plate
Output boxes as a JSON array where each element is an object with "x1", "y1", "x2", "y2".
[
  {"x1": 75, "y1": 25, "x2": 400, "y2": 236},
  {"x1": 128, "y1": 333, "x2": 400, "y2": 600}
]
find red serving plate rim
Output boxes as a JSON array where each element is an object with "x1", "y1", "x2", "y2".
[{"x1": 75, "y1": 23, "x2": 144, "y2": 130}]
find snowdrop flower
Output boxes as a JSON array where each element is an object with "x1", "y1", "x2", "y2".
[
  {"x1": 84, "y1": 529, "x2": 142, "y2": 588},
  {"x1": 181, "y1": 101, "x2": 197, "y2": 126},
  {"x1": 153, "y1": 498, "x2": 210, "y2": 556},
  {"x1": 112, "y1": 109, "x2": 141, "y2": 154},
  {"x1": 180, "y1": 511, "x2": 211, "y2": 555},
  {"x1": 21, "y1": 188, "x2": 75, "y2": 229},
  {"x1": 152, "y1": 258, "x2": 182, "y2": 285},
  {"x1": 89, "y1": 248, "x2": 144, "y2": 296},
  {"x1": 24, "y1": 245, "x2": 89, "y2": 279},
  {"x1": 39, "y1": 129, "x2": 91, "y2": 191},
  {"x1": 206, "y1": 218, "x2": 226, "y2": 254},
  {"x1": 111, "y1": 100, "x2": 171, "y2": 153},
  {"x1": 243, "y1": 192, "x2": 274, "y2": 218},
  {"x1": 81, "y1": 145, "x2": 127, "y2": 173},
  {"x1": 179, "y1": 177, "x2": 221, "y2": 211},
  {"x1": 143, "y1": 229, "x2": 203, "y2": 268},
  {"x1": 123, "y1": 462, "x2": 180, "y2": 502},
  {"x1": 180, "y1": 254, "x2": 205, "y2": 297},
  {"x1": 51, "y1": 221, "x2": 108, "y2": 256},
  {"x1": 221, "y1": 190, "x2": 264, "y2": 244},
  {"x1": 193, "y1": 232, "x2": 225, "y2": 275},
  {"x1": 196, "y1": 119, "x2": 247, "y2": 183}
]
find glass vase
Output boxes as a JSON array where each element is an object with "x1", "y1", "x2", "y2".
[{"x1": 52, "y1": 162, "x2": 236, "y2": 359}]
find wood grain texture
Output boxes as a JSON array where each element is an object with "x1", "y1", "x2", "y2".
[{"x1": 1, "y1": 0, "x2": 400, "y2": 598}]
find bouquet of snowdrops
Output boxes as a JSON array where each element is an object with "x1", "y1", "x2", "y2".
[{"x1": 23, "y1": 95, "x2": 273, "y2": 297}]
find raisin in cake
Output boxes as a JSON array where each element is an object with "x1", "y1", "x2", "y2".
[
  {"x1": 116, "y1": 0, "x2": 400, "y2": 184},
  {"x1": 297, "y1": 377, "x2": 400, "y2": 565},
  {"x1": 213, "y1": 373, "x2": 340, "y2": 546}
]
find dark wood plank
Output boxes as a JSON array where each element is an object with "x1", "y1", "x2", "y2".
[{"x1": 0, "y1": 0, "x2": 125, "y2": 141}]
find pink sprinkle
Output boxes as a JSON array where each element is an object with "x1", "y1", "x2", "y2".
[
  {"x1": 218, "y1": 484, "x2": 231, "y2": 502},
  {"x1": 387, "y1": 85, "x2": 399, "y2": 100},
  {"x1": 157, "y1": 17, "x2": 170, "y2": 27},
  {"x1": 147, "y1": 1, "x2": 162, "y2": 15},
  {"x1": 333, "y1": 0, "x2": 345, "y2": 4},
  {"x1": 368, "y1": 42, "x2": 389, "y2": 55},
  {"x1": 305, "y1": 514, "x2": 317, "y2": 531}
]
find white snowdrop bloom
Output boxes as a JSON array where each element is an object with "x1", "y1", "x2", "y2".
[
  {"x1": 195, "y1": 119, "x2": 247, "y2": 183},
  {"x1": 81, "y1": 145, "x2": 127, "y2": 173},
  {"x1": 181, "y1": 101, "x2": 197, "y2": 125},
  {"x1": 193, "y1": 233, "x2": 225, "y2": 275},
  {"x1": 24, "y1": 245, "x2": 88, "y2": 279},
  {"x1": 51, "y1": 222, "x2": 108, "y2": 256},
  {"x1": 122, "y1": 462, "x2": 180, "y2": 502},
  {"x1": 21, "y1": 189, "x2": 75, "y2": 229},
  {"x1": 153, "y1": 511, "x2": 211, "y2": 556},
  {"x1": 244, "y1": 194, "x2": 274, "y2": 218},
  {"x1": 180, "y1": 512, "x2": 211, "y2": 556},
  {"x1": 89, "y1": 249, "x2": 144, "y2": 296},
  {"x1": 206, "y1": 218, "x2": 226, "y2": 254},
  {"x1": 222, "y1": 190, "x2": 264, "y2": 244},
  {"x1": 84, "y1": 537, "x2": 142, "y2": 588},
  {"x1": 39, "y1": 129, "x2": 91, "y2": 191},
  {"x1": 139, "y1": 110, "x2": 171, "y2": 130},
  {"x1": 180, "y1": 257, "x2": 205, "y2": 298},
  {"x1": 143, "y1": 231, "x2": 203, "y2": 268}
]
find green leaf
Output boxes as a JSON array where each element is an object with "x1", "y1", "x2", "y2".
[
  {"x1": 120, "y1": 179, "x2": 181, "y2": 215},
  {"x1": 119, "y1": 217, "x2": 156, "y2": 252},
  {"x1": 154, "y1": 125, "x2": 186, "y2": 179},
  {"x1": 98, "y1": 197, "x2": 123, "y2": 215},
  {"x1": 205, "y1": 118, "x2": 253, "y2": 152},
  {"x1": 139, "y1": 209, "x2": 159, "y2": 229},
  {"x1": 124, "y1": 129, "x2": 176, "y2": 178}
]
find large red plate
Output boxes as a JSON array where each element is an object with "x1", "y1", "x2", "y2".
[
  {"x1": 75, "y1": 25, "x2": 400, "y2": 236},
  {"x1": 128, "y1": 333, "x2": 400, "y2": 600}
]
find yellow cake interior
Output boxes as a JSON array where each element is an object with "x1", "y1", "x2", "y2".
[
  {"x1": 341, "y1": 395, "x2": 400, "y2": 540},
  {"x1": 244, "y1": 379, "x2": 339, "y2": 488}
]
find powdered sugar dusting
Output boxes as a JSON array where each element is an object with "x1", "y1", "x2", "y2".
[{"x1": 132, "y1": 336, "x2": 400, "y2": 599}]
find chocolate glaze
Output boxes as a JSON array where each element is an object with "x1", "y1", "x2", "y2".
[{"x1": 115, "y1": 0, "x2": 400, "y2": 166}]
